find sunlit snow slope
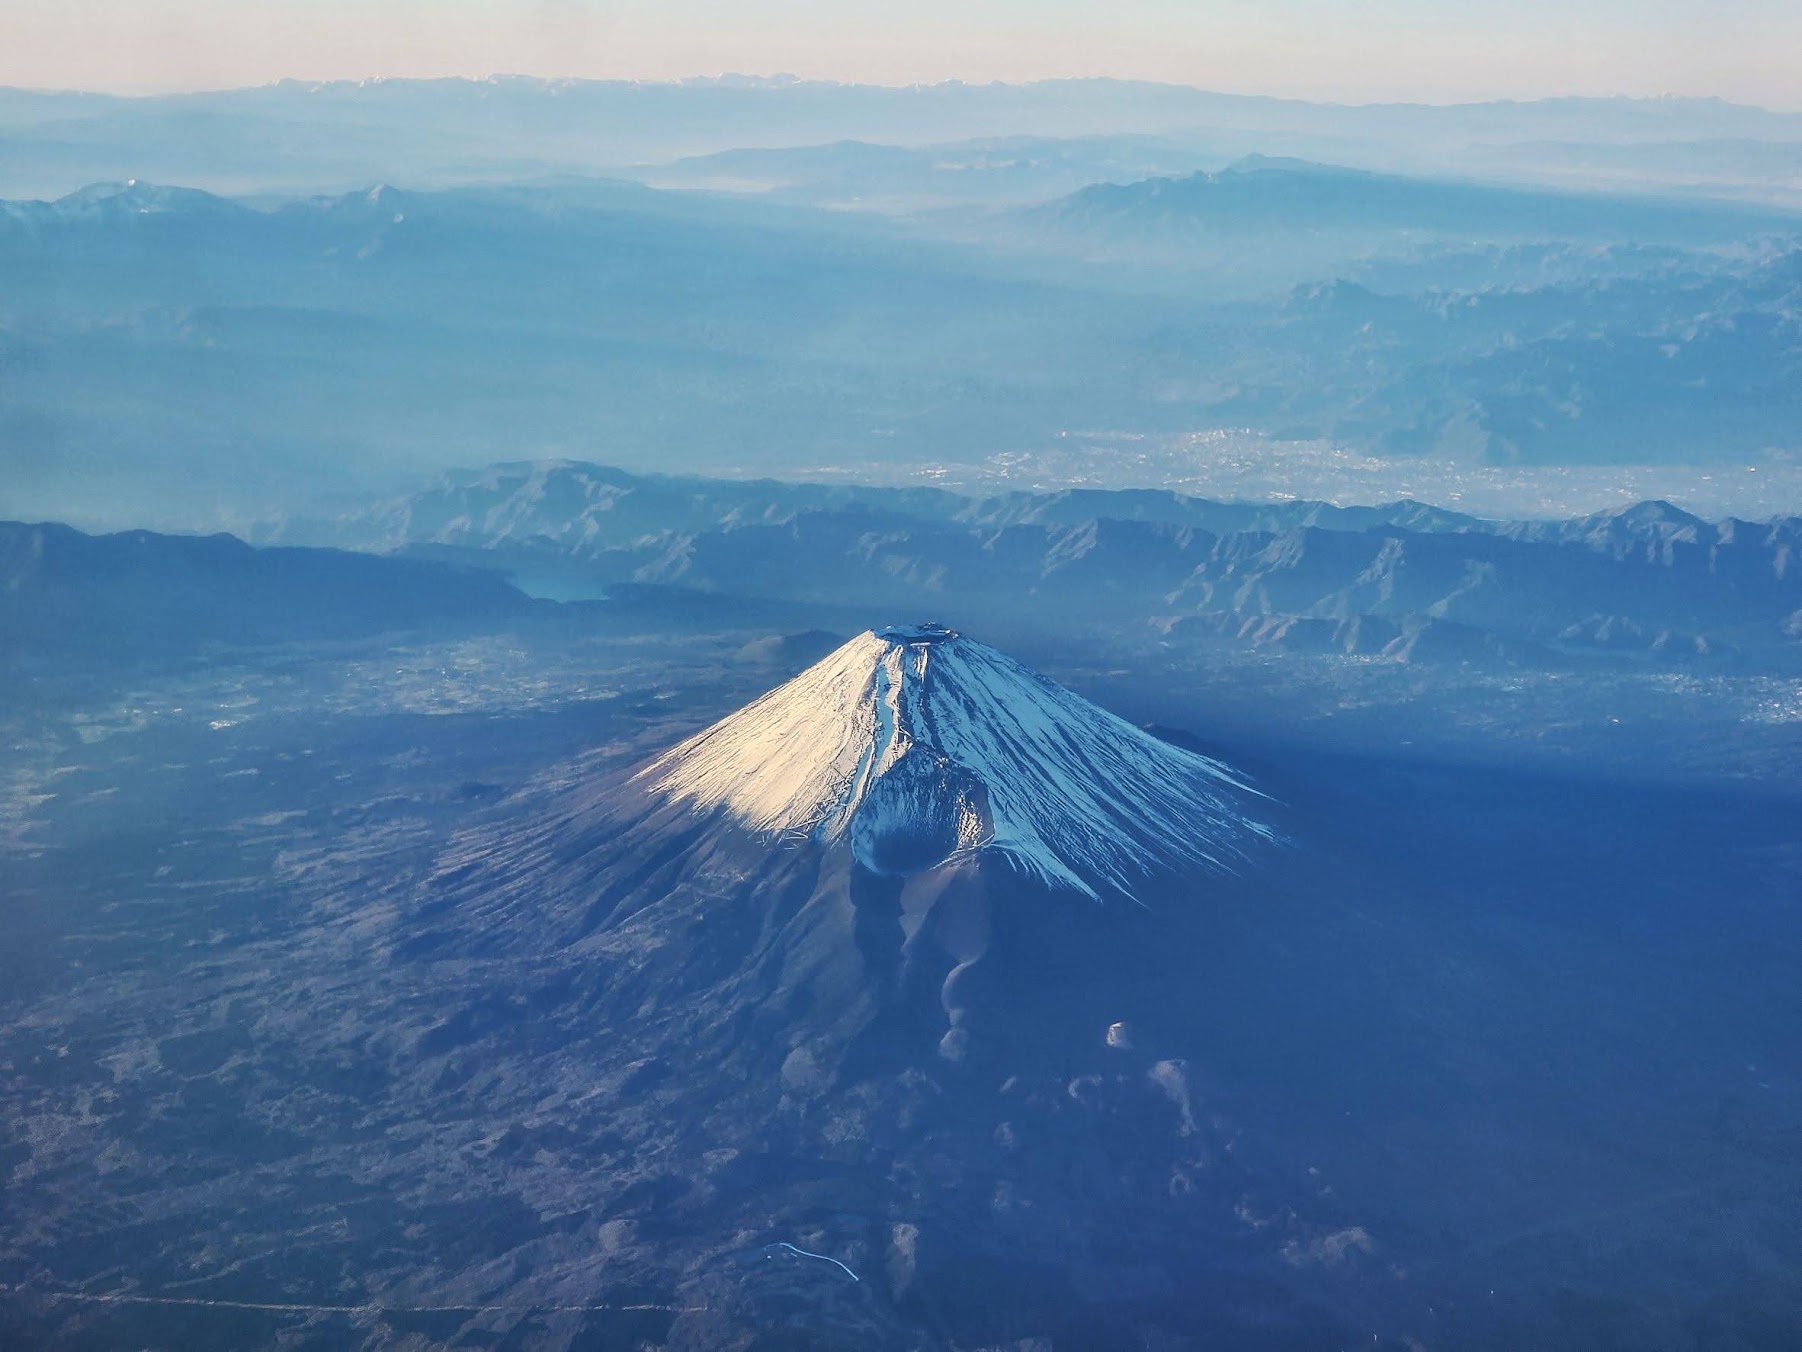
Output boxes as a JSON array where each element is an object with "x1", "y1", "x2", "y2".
[{"x1": 642, "y1": 624, "x2": 1270, "y2": 898}]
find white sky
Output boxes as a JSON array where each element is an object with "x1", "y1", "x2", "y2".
[{"x1": 4, "y1": 0, "x2": 1800, "y2": 108}]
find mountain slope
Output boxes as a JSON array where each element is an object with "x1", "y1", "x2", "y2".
[
  {"x1": 0, "y1": 520, "x2": 531, "y2": 664},
  {"x1": 644, "y1": 624, "x2": 1268, "y2": 897}
]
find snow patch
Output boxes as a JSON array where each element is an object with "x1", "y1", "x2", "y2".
[{"x1": 642, "y1": 626, "x2": 1269, "y2": 899}]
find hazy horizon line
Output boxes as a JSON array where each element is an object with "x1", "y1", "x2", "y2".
[{"x1": 5, "y1": 72, "x2": 1798, "y2": 117}]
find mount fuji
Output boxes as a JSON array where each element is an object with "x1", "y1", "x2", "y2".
[
  {"x1": 363, "y1": 627, "x2": 1436, "y2": 1348},
  {"x1": 641, "y1": 624, "x2": 1271, "y2": 899}
]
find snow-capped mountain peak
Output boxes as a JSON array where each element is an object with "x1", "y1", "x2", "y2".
[{"x1": 641, "y1": 625, "x2": 1270, "y2": 899}]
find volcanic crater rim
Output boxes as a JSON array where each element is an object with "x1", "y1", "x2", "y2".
[{"x1": 875, "y1": 622, "x2": 960, "y2": 644}]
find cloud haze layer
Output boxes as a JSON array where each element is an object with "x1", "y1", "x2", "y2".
[{"x1": 6, "y1": 0, "x2": 1802, "y2": 107}]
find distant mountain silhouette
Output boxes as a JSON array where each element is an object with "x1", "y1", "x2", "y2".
[{"x1": 283, "y1": 463, "x2": 1802, "y2": 671}]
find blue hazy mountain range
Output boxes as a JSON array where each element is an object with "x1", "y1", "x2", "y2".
[
  {"x1": 630, "y1": 136, "x2": 1802, "y2": 214},
  {"x1": 297, "y1": 462, "x2": 1802, "y2": 670},
  {"x1": 4, "y1": 76, "x2": 1802, "y2": 201},
  {"x1": 2, "y1": 168, "x2": 1797, "y2": 529},
  {"x1": 1015, "y1": 155, "x2": 1800, "y2": 254},
  {"x1": 0, "y1": 518, "x2": 529, "y2": 670},
  {"x1": 11, "y1": 462, "x2": 1795, "y2": 688}
]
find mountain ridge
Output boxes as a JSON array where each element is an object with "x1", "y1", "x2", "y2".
[
  {"x1": 1025, "y1": 154, "x2": 1802, "y2": 250},
  {"x1": 255, "y1": 462, "x2": 1802, "y2": 672}
]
